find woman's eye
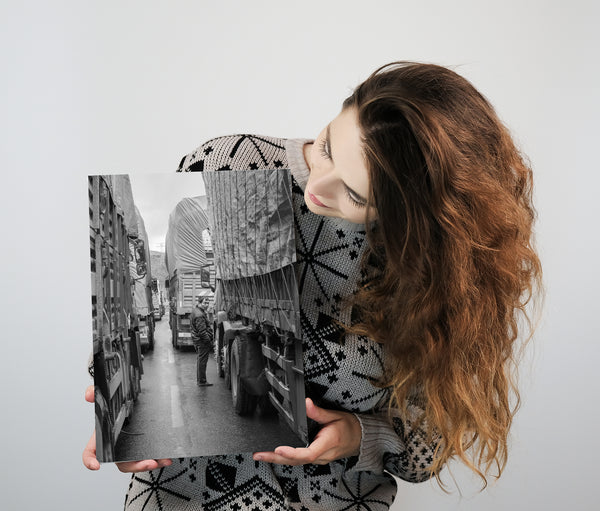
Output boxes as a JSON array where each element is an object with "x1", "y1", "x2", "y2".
[
  {"x1": 345, "y1": 186, "x2": 367, "y2": 209},
  {"x1": 319, "y1": 138, "x2": 331, "y2": 160}
]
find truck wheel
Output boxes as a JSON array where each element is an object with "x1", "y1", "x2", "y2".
[
  {"x1": 148, "y1": 319, "x2": 155, "y2": 351},
  {"x1": 230, "y1": 336, "x2": 257, "y2": 416},
  {"x1": 95, "y1": 401, "x2": 114, "y2": 462}
]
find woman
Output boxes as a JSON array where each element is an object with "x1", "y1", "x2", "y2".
[{"x1": 83, "y1": 61, "x2": 542, "y2": 510}]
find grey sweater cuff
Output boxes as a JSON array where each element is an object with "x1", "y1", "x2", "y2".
[{"x1": 351, "y1": 412, "x2": 400, "y2": 474}]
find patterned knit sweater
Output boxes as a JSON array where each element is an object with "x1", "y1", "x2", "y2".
[{"x1": 123, "y1": 135, "x2": 438, "y2": 510}]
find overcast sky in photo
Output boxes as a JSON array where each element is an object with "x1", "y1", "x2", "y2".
[{"x1": 129, "y1": 173, "x2": 206, "y2": 252}]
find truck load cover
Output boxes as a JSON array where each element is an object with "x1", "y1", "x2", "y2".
[
  {"x1": 203, "y1": 169, "x2": 295, "y2": 278},
  {"x1": 165, "y1": 196, "x2": 209, "y2": 278},
  {"x1": 202, "y1": 169, "x2": 299, "y2": 335},
  {"x1": 103, "y1": 175, "x2": 153, "y2": 316},
  {"x1": 131, "y1": 205, "x2": 153, "y2": 316},
  {"x1": 104, "y1": 175, "x2": 139, "y2": 237}
]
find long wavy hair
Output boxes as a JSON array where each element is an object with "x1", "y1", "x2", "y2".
[{"x1": 343, "y1": 62, "x2": 542, "y2": 486}]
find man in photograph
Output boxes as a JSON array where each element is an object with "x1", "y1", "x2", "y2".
[{"x1": 191, "y1": 296, "x2": 213, "y2": 387}]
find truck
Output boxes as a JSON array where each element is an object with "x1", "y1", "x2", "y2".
[
  {"x1": 151, "y1": 277, "x2": 165, "y2": 321},
  {"x1": 203, "y1": 169, "x2": 308, "y2": 445},
  {"x1": 131, "y1": 206, "x2": 155, "y2": 352},
  {"x1": 165, "y1": 196, "x2": 214, "y2": 350},
  {"x1": 88, "y1": 174, "x2": 148, "y2": 462}
]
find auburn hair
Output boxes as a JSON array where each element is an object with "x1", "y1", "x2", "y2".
[{"x1": 344, "y1": 62, "x2": 542, "y2": 486}]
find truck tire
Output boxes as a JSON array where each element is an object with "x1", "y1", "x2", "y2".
[
  {"x1": 95, "y1": 400, "x2": 114, "y2": 462},
  {"x1": 173, "y1": 327, "x2": 180, "y2": 350},
  {"x1": 230, "y1": 336, "x2": 257, "y2": 416},
  {"x1": 148, "y1": 317, "x2": 155, "y2": 351}
]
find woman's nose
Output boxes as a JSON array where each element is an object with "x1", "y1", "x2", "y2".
[{"x1": 309, "y1": 168, "x2": 338, "y2": 199}]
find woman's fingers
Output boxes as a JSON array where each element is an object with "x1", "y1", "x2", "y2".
[
  {"x1": 253, "y1": 437, "x2": 330, "y2": 466},
  {"x1": 253, "y1": 443, "x2": 334, "y2": 466},
  {"x1": 83, "y1": 386, "x2": 172, "y2": 473},
  {"x1": 82, "y1": 431, "x2": 100, "y2": 470},
  {"x1": 304, "y1": 397, "x2": 342, "y2": 424},
  {"x1": 82, "y1": 387, "x2": 99, "y2": 470},
  {"x1": 116, "y1": 459, "x2": 173, "y2": 473},
  {"x1": 253, "y1": 401, "x2": 361, "y2": 466}
]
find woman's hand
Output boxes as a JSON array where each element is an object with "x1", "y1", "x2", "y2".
[
  {"x1": 82, "y1": 385, "x2": 173, "y2": 473},
  {"x1": 82, "y1": 429, "x2": 100, "y2": 470},
  {"x1": 252, "y1": 398, "x2": 362, "y2": 466}
]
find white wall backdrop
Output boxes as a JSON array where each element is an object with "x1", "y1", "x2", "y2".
[{"x1": 1, "y1": 1, "x2": 598, "y2": 509}]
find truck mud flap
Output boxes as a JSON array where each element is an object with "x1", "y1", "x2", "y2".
[{"x1": 238, "y1": 331, "x2": 270, "y2": 396}]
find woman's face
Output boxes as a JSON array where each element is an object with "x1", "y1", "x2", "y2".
[{"x1": 303, "y1": 107, "x2": 376, "y2": 224}]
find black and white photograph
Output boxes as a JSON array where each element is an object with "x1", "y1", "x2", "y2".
[{"x1": 89, "y1": 170, "x2": 307, "y2": 463}]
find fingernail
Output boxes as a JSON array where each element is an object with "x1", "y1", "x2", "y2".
[{"x1": 254, "y1": 454, "x2": 262, "y2": 461}]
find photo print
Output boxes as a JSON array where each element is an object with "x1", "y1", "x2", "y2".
[{"x1": 88, "y1": 170, "x2": 307, "y2": 463}]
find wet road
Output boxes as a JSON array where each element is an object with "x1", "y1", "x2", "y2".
[{"x1": 114, "y1": 318, "x2": 301, "y2": 462}]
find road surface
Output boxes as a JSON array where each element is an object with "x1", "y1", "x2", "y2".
[{"x1": 114, "y1": 318, "x2": 303, "y2": 462}]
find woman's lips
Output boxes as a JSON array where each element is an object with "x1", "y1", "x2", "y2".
[{"x1": 307, "y1": 191, "x2": 329, "y2": 208}]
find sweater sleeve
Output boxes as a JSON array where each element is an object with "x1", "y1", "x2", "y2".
[
  {"x1": 350, "y1": 403, "x2": 440, "y2": 483},
  {"x1": 177, "y1": 134, "x2": 288, "y2": 174}
]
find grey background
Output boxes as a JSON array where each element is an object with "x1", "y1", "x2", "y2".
[{"x1": 1, "y1": 1, "x2": 598, "y2": 509}]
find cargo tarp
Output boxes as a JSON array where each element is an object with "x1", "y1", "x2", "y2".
[
  {"x1": 101, "y1": 174, "x2": 153, "y2": 316},
  {"x1": 165, "y1": 197, "x2": 209, "y2": 277},
  {"x1": 107, "y1": 175, "x2": 138, "y2": 238},
  {"x1": 130, "y1": 206, "x2": 153, "y2": 316},
  {"x1": 202, "y1": 169, "x2": 295, "y2": 280}
]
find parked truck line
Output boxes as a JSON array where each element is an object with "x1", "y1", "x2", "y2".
[{"x1": 89, "y1": 174, "x2": 151, "y2": 462}]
